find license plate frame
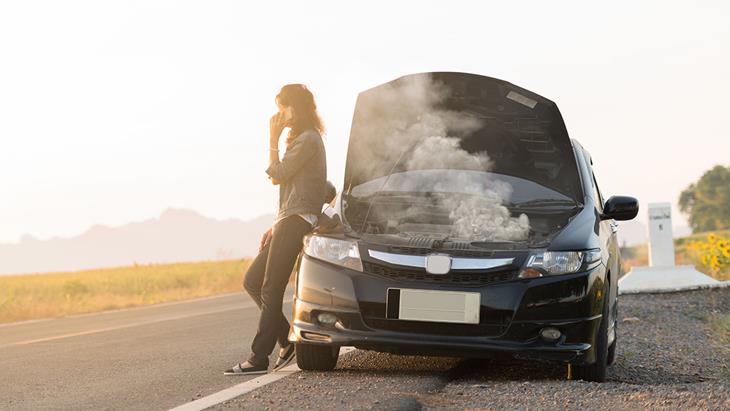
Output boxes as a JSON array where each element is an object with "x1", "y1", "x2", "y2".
[{"x1": 386, "y1": 288, "x2": 480, "y2": 324}]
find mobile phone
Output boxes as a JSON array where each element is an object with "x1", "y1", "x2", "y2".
[{"x1": 282, "y1": 107, "x2": 293, "y2": 122}]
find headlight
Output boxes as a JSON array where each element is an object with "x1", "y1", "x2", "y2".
[
  {"x1": 519, "y1": 249, "x2": 601, "y2": 278},
  {"x1": 303, "y1": 235, "x2": 363, "y2": 272}
]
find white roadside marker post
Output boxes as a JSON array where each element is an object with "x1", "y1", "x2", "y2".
[
  {"x1": 618, "y1": 202, "x2": 728, "y2": 294},
  {"x1": 647, "y1": 203, "x2": 675, "y2": 268}
]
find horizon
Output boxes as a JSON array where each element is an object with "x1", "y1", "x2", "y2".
[
  {"x1": 0, "y1": 203, "x2": 687, "y2": 247},
  {"x1": 2, "y1": 1, "x2": 729, "y2": 244},
  {"x1": 0, "y1": 204, "x2": 692, "y2": 276}
]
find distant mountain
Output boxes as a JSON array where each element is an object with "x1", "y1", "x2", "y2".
[
  {"x1": 0, "y1": 209, "x2": 274, "y2": 276},
  {"x1": 1, "y1": 209, "x2": 694, "y2": 275}
]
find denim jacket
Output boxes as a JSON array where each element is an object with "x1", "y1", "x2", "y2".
[{"x1": 266, "y1": 129, "x2": 327, "y2": 222}]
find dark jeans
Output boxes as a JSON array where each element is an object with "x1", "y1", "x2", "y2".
[{"x1": 243, "y1": 215, "x2": 312, "y2": 366}]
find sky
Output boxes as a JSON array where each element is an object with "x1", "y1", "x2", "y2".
[{"x1": 1, "y1": 1, "x2": 729, "y2": 243}]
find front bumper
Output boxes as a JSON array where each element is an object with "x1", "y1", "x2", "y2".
[{"x1": 291, "y1": 254, "x2": 606, "y2": 365}]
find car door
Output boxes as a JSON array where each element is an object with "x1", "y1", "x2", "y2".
[{"x1": 588, "y1": 159, "x2": 619, "y2": 338}]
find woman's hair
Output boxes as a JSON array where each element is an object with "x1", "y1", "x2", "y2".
[{"x1": 276, "y1": 84, "x2": 325, "y2": 144}]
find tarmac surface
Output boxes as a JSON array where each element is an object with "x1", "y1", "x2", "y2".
[
  {"x1": 0, "y1": 292, "x2": 286, "y2": 410},
  {"x1": 2, "y1": 288, "x2": 728, "y2": 410}
]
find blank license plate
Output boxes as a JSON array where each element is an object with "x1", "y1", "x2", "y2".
[{"x1": 386, "y1": 288, "x2": 480, "y2": 324}]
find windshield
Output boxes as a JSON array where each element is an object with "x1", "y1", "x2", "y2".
[
  {"x1": 344, "y1": 170, "x2": 578, "y2": 243},
  {"x1": 350, "y1": 170, "x2": 574, "y2": 205}
]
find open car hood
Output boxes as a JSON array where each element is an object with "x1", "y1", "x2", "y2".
[{"x1": 343, "y1": 72, "x2": 583, "y2": 201}]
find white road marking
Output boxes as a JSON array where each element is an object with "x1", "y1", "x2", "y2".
[
  {"x1": 169, "y1": 347, "x2": 357, "y2": 411},
  {"x1": 3, "y1": 302, "x2": 256, "y2": 348}
]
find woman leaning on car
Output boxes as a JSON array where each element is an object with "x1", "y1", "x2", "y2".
[{"x1": 225, "y1": 84, "x2": 327, "y2": 375}]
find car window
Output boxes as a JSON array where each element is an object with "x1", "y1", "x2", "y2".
[{"x1": 591, "y1": 171, "x2": 605, "y2": 212}]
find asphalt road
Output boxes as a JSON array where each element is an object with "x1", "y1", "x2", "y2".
[
  {"x1": 2, "y1": 288, "x2": 728, "y2": 410},
  {"x1": 0, "y1": 291, "x2": 292, "y2": 411}
]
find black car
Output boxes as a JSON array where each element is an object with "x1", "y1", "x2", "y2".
[{"x1": 290, "y1": 72, "x2": 638, "y2": 382}]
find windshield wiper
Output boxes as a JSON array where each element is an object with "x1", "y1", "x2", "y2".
[
  {"x1": 349, "y1": 191, "x2": 424, "y2": 200},
  {"x1": 510, "y1": 199, "x2": 578, "y2": 208}
]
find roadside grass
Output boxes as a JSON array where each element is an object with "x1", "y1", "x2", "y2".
[{"x1": 0, "y1": 260, "x2": 250, "y2": 324}]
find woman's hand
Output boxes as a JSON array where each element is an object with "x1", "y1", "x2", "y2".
[
  {"x1": 268, "y1": 112, "x2": 285, "y2": 182},
  {"x1": 269, "y1": 112, "x2": 286, "y2": 145},
  {"x1": 259, "y1": 227, "x2": 272, "y2": 252}
]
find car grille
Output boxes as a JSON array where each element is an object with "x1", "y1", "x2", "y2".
[
  {"x1": 359, "y1": 303, "x2": 509, "y2": 337},
  {"x1": 362, "y1": 261, "x2": 518, "y2": 286}
]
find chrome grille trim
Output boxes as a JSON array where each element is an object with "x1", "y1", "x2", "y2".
[{"x1": 367, "y1": 250, "x2": 513, "y2": 270}]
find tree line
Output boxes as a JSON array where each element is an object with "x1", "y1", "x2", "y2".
[{"x1": 679, "y1": 165, "x2": 730, "y2": 233}]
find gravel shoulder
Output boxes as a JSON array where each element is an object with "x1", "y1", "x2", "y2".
[{"x1": 216, "y1": 288, "x2": 729, "y2": 410}]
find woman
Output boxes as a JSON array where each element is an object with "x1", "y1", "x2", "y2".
[{"x1": 225, "y1": 84, "x2": 327, "y2": 375}]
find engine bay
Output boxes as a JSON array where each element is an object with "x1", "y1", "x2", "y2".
[{"x1": 343, "y1": 192, "x2": 579, "y2": 248}]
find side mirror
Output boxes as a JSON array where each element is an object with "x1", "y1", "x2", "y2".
[{"x1": 601, "y1": 196, "x2": 639, "y2": 221}]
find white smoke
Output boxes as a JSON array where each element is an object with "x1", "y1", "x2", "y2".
[
  {"x1": 405, "y1": 136, "x2": 492, "y2": 171},
  {"x1": 351, "y1": 75, "x2": 530, "y2": 242},
  {"x1": 446, "y1": 196, "x2": 530, "y2": 241},
  {"x1": 349, "y1": 75, "x2": 481, "y2": 181}
]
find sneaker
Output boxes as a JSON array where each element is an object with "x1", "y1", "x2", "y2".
[
  {"x1": 223, "y1": 361, "x2": 267, "y2": 376},
  {"x1": 272, "y1": 344, "x2": 296, "y2": 371}
]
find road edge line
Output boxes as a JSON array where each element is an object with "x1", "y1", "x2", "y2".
[{"x1": 168, "y1": 347, "x2": 357, "y2": 411}]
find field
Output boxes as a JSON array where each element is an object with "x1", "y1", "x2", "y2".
[{"x1": 0, "y1": 260, "x2": 250, "y2": 324}]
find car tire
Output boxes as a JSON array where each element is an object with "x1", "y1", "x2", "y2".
[
  {"x1": 570, "y1": 282, "x2": 610, "y2": 382},
  {"x1": 607, "y1": 337, "x2": 617, "y2": 366},
  {"x1": 295, "y1": 343, "x2": 339, "y2": 371},
  {"x1": 607, "y1": 301, "x2": 617, "y2": 366}
]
